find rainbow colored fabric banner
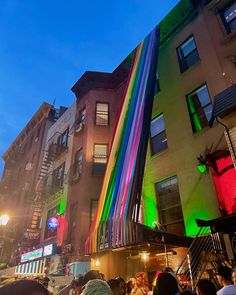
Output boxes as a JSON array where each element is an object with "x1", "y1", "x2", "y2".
[{"x1": 85, "y1": 27, "x2": 160, "y2": 254}]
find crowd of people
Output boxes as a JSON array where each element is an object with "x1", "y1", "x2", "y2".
[{"x1": 0, "y1": 265, "x2": 236, "y2": 295}]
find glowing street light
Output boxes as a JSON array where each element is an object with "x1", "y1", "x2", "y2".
[{"x1": 0, "y1": 214, "x2": 10, "y2": 226}]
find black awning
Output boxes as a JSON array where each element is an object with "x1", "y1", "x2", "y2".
[
  {"x1": 140, "y1": 224, "x2": 193, "y2": 247},
  {"x1": 127, "y1": 223, "x2": 193, "y2": 248},
  {"x1": 196, "y1": 213, "x2": 236, "y2": 233},
  {"x1": 209, "y1": 84, "x2": 236, "y2": 126}
]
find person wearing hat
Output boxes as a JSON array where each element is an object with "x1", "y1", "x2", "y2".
[{"x1": 216, "y1": 265, "x2": 236, "y2": 295}]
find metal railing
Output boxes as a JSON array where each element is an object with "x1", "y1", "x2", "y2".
[{"x1": 175, "y1": 226, "x2": 217, "y2": 291}]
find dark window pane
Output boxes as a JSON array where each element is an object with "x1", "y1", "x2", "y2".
[
  {"x1": 223, "y1": 2, "x2": 236, "y2": 33},
  {"x1": 184, "y1": 49, "x2": 200, "y2": 70},
  {"x1": 155, "y1": 176, "x2": 185, "y2": 235},
  {"x1": 180, "y1": 36, "x2": 196, "y2": 56},
  {"x1": 151, "y1": 131, "x2": 168, "y2": 154},
  {"x1": 187, "y1": 85, "x2": 212, "y2": 133},
  {"x1": 150, "y1": 114, "x2": 168, "y2": 155},
  {"x1": 177, "y1": 36, "x2": 200, "y2": 72}
]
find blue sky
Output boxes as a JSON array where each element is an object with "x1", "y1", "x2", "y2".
[{"x1": 0, "y1": 0, "x2": 179, "y2": 175}]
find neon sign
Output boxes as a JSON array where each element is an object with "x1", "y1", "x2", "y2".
[
  {"x1": 21, "y1": 248, "x2": 43, "y2": 263},
  {"x1": 47, "y1": 217, "x2": 59, "y2": 230},
  {"x1": 43, "y1": 244, "x2": 53, "y2": 256}
]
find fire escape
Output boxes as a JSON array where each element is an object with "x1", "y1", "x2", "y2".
[
  {"x1": 26, "y1": 135, "x2": 63, "y2": 242},
  {"x1": 175, "y1": 218, "x2": 234, "y2": 292}
]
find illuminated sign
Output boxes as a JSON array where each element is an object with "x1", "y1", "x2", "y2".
[
  {"x1": 21, "y1": 248, "x2": 43, "y2": 263},
  {"x1": 43, "y1": 244, "x2": 53, "y2": 256},
  {"x1": 47, "y1": 217, "x2": 59, "y2": 230}
]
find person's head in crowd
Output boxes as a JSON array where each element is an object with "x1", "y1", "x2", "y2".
[
  {"x1": 216, "y1": 265, "x2": 233, "y2": 286},
  {"x1": 80, "y1": 279, "x2": 112, "y2": 295},
  {"x1": 115, "y1": 277, "x2": 126, "y2": 295},
  {"x1": 0, "y1": 279, "x2": 49, "y2": 295},
  {"x1": 108, "y1": 278, "x2": 123, "y2": 295},
  {"x1": 135, "y1": 271, "x2": 149, "y2": 292},
  {"x1": 83, "y1": 270, "x2": 101, "y2": 285},
  {"x1": 126, "y1": 278, "x2": 137, "y2": 295},
  {"x1": 153, "y1": 272, "x2": 178, "y2": 295},
  {"x1": 196, "y1": 279, "x2": 216, "y2": 295},
  {"x1": 232, "y1": 266, "x2": 236, "y2": 285},
  {"x1": 73, "y1": 276, "x2": 85, "y2": 294}
]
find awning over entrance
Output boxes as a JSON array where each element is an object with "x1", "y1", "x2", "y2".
[
  {"x1": 131, "y1": 223, "x2": 193, "y2": 248},
  {"x1": 196, "y1": 213, "x2": 236, "y2": 233}
]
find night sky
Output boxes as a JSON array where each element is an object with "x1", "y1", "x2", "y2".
[{"x1": 0, "y1": 0, "x2": 179, "y2": 175}]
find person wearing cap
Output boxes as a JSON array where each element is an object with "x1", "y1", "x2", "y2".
[{"x1": 216, "y1": 265, "x2": 236, "y2": 295}]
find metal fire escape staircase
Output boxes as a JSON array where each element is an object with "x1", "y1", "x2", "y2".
[
  {"x1": 26, "y1": 142, "x2": 58, "y2": 239},
  {"x1": 175, "y1": 226, "x2": 230, "y2": 291},
  {"x1": 37, "y1": 143, "x2": 58, "y2": 196}
]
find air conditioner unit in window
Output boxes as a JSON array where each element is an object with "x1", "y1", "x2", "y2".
[{"x1": 75, "y1": 121, "x2": 84, "y2": 133}]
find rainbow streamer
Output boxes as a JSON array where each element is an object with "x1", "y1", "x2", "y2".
[{"x1": 85, "y1": 27, "x2": 160, "y2": 254}]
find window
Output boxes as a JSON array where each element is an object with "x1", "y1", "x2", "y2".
[
  {"x1": 75, "y1": 108, "x2": 86, "y2": 133},
  {"x1": 222, "y1": 2, "x2": 236, "y2": 33},
  {"x1": 95, "y1": 103, "x2": 109, "y2": 126},
  {"x1": 57, "y1": 128, "x2": 69, "y2": 155},
  {"x1": 72, "y1": 149, "x2": 83, "y2": 181},
  {"x1": 177, "y1": 36, "x2": 200, "y2": 73},
  {"x1": 90, "y1": 199, "x2": 98, "y2": 225},
  {"x1": 93, "y1": 144, "x2": 108, "y2": 175},
  {"x1": 186, "y1": 84, "x2": 212, "y2": 133},
  {"x1": 150, "y1": 114, "x2": 168, "y2": 155},
  {"x1": 80, "y1": 108, "x2": 86, "y2": 124},
  {"x1": 155, "y1": 176, "x2": 185, "y2": 235},
  {"x1": 52, "y1": 162, "x2": 65, "y2": 188}
]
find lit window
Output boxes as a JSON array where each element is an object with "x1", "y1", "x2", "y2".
[
  {"x1": 95, "y1": 103, "x2": 109, "y2": 126},
  {"x1": 177, "y1": 36, "x2": 200, "y2": 73},
  {"x1": 186, "y1": 84, "x2": 212, "y2": 133},
  {"x1": 222, "y1": 2, "x2": 236, "y2": 33},
  {"x1": 150, "y1": 114, "x2": 168, "y2": 155},
  {"x1": 155, "y1": 176, "x2": 185, "y2": 235},
  {"x1": 93, "y1": 144, "x2": 108, "y2": 175}
]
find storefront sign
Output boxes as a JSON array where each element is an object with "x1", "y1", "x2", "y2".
[
  {"x1": 21, "y1": 248, "x2": 43, "y2": 263},
  {"x1": 43, "y1": 244, "x2": 53, "y2": 256},
  {"x1": 47, "y1": 217, "x2": 59, "y2": 230},
  {"x1": 21, "y1": 244, "x2": 56, "y2": 263}
]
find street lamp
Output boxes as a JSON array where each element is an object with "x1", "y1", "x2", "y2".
[{"x1": 0, "y1": 214, "x2": 10, "y2": 226}]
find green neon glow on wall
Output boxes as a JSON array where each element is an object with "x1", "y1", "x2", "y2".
[
  {"x1": 187, "y1": 96, "x2": 202, "y2": 132},
  {"x1": 56, "y1": 188, "x2": 67, "y2": 215},
  {"x1": 141, "y1": 186, "x2": 158, "y2": 228}
]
